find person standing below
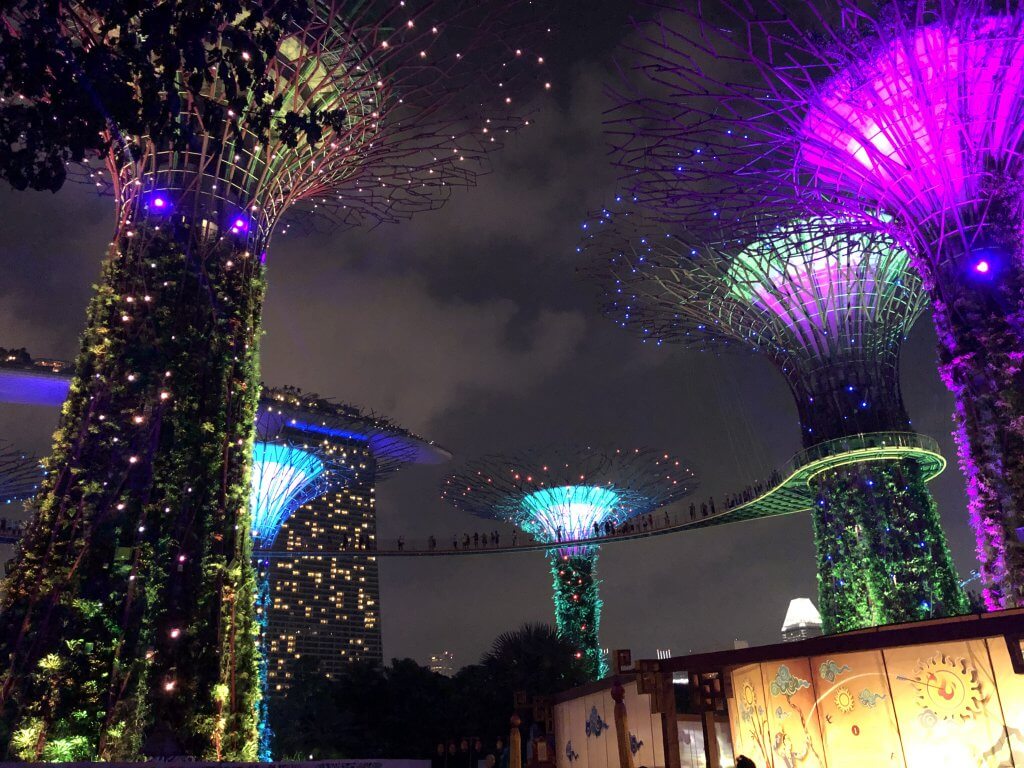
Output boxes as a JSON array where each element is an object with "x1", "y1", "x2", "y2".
[{"x1": 433, "y1": 743, "x2": 447, "y2": 768}]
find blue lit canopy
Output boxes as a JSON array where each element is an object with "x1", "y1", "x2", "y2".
[
  {"x1": 443, "y1": 446, "x2": 699, "y2": 544},
  {"x1": 250, "y1": 442, "x2": 329, "y2": 549},
  {"x1": 521, "y1": 485, "x2": 621, "y2": 543}
]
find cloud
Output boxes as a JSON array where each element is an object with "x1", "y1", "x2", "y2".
[{"x1": 261, "y1": 269, "x2": 587, "y2": 433}]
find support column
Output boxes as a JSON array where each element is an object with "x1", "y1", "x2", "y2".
[
  {"x1": 0, "y1": 222, "x2": 266, "y2": 760},
  {"x1": 813, "y1": 458, "x2": 967, "y2": 630},
  {"x1": 549, "y1": 547, "x2": 605, "y2": 678}
]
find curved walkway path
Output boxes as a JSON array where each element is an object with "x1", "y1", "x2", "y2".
[
  {"x1": 266, "y1": 431, "x2": 945, "y2": 558},
  {"x1": 0, "y1": 363, "x2": 945, "y2": 559}
]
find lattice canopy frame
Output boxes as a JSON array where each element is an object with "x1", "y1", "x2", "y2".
[
  {"x1": 442, "y1": 446, "x2": 697, "y2": 540},
  {"x1": 581, "y1": 207, "x2": 925, "y2": 444},
  {"x1": 442, "y1": 446, "x2": 696, "y2": 678},
  {"x1": 578, "y1": 205, "x2": 965, "y2": 633},
  {"x1": 608, "y1": 0, "x2": 1024, "y2": 612},
  {"x1": 57, "y1": 0, "x2": 551, "y2": 246},
  {"x1": 0, "y1": 441, "x2": 41, "y2": 506}
]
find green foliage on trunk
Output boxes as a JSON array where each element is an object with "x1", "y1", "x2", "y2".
[
  {"x1": 812, "y1": 459, "x2": 967, "y2": 634},
  {"x1": 0, "y1": 224, "x2": 264, "y2": 760}
]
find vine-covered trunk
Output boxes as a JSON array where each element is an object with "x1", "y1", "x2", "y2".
[
  {"x1": 810, "y1": 479, "x2": 876, "y2": 634},
  {"x1": 812, "y1": 459, "x2": 967, "y2": 634},
  {"x1": 0, "y1": 221, "x2": 264, "y2": 760},
  {"x1": 255, "y1": 557, "x2": 273, "y2": 762},
  {"x1": 929, "y1": 254, "x2": 1024, "y2": 610},
  {"x1": 549, "y1": 547, "x2": 605, "y2": 680}
]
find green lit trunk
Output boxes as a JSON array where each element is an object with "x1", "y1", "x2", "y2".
[
  {"x1": 549, "y1": 548, "x2": 605, "y2": 680},
  {"x1": 812, "y1": 459, "x2": 967, "y2": 633},
  {"x1": 810, "y1": 479, "x2": 877, "y2": 634},
  {"x1": 0, "y1": 223, "x2": 263, "y2": 760}
]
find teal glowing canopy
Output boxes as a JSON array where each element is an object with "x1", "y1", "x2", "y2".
[
  {"x1": 249, "y1": 442, "x2": 327, "y2": 548},
  {"x1": 521, "y1": 485, "x2": 621, "y2": 543}
]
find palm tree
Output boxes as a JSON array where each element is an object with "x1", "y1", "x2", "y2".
[{"x1": 482, "y1": 623, "x2": 590, "y2": 696}]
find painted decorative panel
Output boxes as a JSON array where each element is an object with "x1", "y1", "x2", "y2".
[{"x1": 809, "y1": 651, "x2": 904, "y2": 768}]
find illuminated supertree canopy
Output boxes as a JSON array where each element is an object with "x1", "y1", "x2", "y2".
[
  {"x1": 0, "y1": 441, "x2": 41, "y2": 506},
  {"x1": 248, "y1": 435, "x2": 349, "y2": 763},
  {"x1": 442, "y1": 446, "x2": 697, "y2": 678},
  {"x1": 608, "y1": 0, "x2": 1024, "y2": 611},
  {"x1": 0, "y1": 1, "x2": 543, "y2": 760},
  {"x1": 578, "y1": 206, "x2": 966, "y2": 632},
  {"x1": 253, "y1": 388, "x2": 447, "y2": 759}
]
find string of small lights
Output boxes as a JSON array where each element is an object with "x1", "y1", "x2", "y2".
[
  {"x1": 577, "y1": 205, "x2": 966, "y2": 633},
  {"x1": 608, "y1": 0, "x2": 1024, "y2": 611},
  {"x1": 0, "y1": 441, "x2": 42, "y2": 507},
  {"x1": 442, "y1": 446, "x2": 698, "y2": 679}
]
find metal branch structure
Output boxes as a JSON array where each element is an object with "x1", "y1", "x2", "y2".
[
  {"x1": 0, "y1": 441, "x2": 41, "y2": 506},
  {"x1": 249, "y1": 386, "x2": 447, "y2": 760},
  {"x1": 442, "y1": 446, "x2": 697, "y2": 678},
  {"x1": 0, "y1": 1, "x2": 543, "y2": 760},
  {"x1": 579, "y1": 205, "x2": 966, "y2": 632},
  {"x1": 608, "y1": 0, "x2": 1024, "y2": 612}
]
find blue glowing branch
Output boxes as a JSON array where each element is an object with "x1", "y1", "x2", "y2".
[
  {"x1": 249, "y1": 442, "x2": 328, "y2": 549},
  {"x1": 520, "y1": 485, "x2": 621, "y2": 544}
]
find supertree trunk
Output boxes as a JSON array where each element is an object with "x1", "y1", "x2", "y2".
[
  {"x1": 809, "y1": 479, "x2": 876, "y2": 634},
  {"x1": 928, "y1": 253, "x2": 1024, "y2": 610},
  {"x1": 812, "y1": 460, "x2": 967, "y2": 633},
  {"x1": 549, "y1": 548, "x2": 606, "y2": 680},
  {"x1": 0, "y1": 220, "x2": 264, "y2": 760},
  {"x1": 255, "y1": 557, "x2": 273, "y2": 762}
]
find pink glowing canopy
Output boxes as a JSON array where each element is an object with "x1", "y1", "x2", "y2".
[
  {"x1": 727, "y1": 218, "x2": 910, "y2": 359},
  {"x1": 801, "y1": 16, "x2": 1024, "y2": 233}
]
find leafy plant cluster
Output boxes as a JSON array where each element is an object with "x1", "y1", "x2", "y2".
[
  {"x1": 549, "y1": 550, "x2": 606, "y2": 680},
  {"x1": 0, "y1": 221, "x2": 266, "y2": 760},
  {"x1": 811, "y1": 458, "x2": 968, "y2": 634},
  {"x1": 0, "y1": 0, "x2": 320, "y2": 192}
]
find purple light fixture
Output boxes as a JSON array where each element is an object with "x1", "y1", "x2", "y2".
[
  {"x1": 145, "y1": 192, "x2": 172, "y2": 214},
  {"x1": 229, "y1": 215, "x2": 250, "y2": 235}
]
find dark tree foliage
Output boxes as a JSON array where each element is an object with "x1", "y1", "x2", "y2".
[
  {"x1": 0, "y1": 0, "x2": 314, "y2": 192},
  {"x1": 271, "y1": 625, "x2": 588, "y2": 760},
  {"x1": 483, "y1": 623, "x2": 590, "y2": 693}
]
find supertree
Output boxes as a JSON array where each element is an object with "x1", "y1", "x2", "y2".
[
  {"x1": 0, "y1": 442, "x2": 41, "y2": 507},
  {"x1": 254, "y1": 387, "x2": 448, "y2": 759},
  {"x1": 607, "y1": 0, "x2": 1024, "y2": 610},
  {"x1": 578, "y1": 206, "x2": 967, "y2": 633},
  {"x1": 0, "y1": 1, "x2": 544, "y2": 759},
  {"x1": 248, "y1": 415, "x2": 350, "y2": 762},
  {"x1": 441, "y1": 447, "x2": 697, "y2": 678}
]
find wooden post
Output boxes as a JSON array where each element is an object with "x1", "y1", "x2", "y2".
[
  {"x1": 510, "y1": 713, "x2": 522, "y2": 768},
  {"x1": 658, "y1": 674, "x2": 681, "y2": 768},
  {"x1": 610, "y1": 679, "x2": 636, "y2": 768},
  {"x1": 701, "y1": 711, "x2": 720, "y2": 768},
  {"x1": 692, "y1": 672, "x2": 724, "y2": 768}
]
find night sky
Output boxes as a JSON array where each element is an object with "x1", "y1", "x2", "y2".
[{"x1": 0, "y1": 2, "x2": 978, "y2": 670}]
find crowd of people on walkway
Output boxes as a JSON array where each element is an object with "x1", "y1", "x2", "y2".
[
  {"x1": 385, "y1": 468, "x2": 790, "y2": 553},
  {"x1": 721, "y1": 468, "x2": 782, "y2": 510}
]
